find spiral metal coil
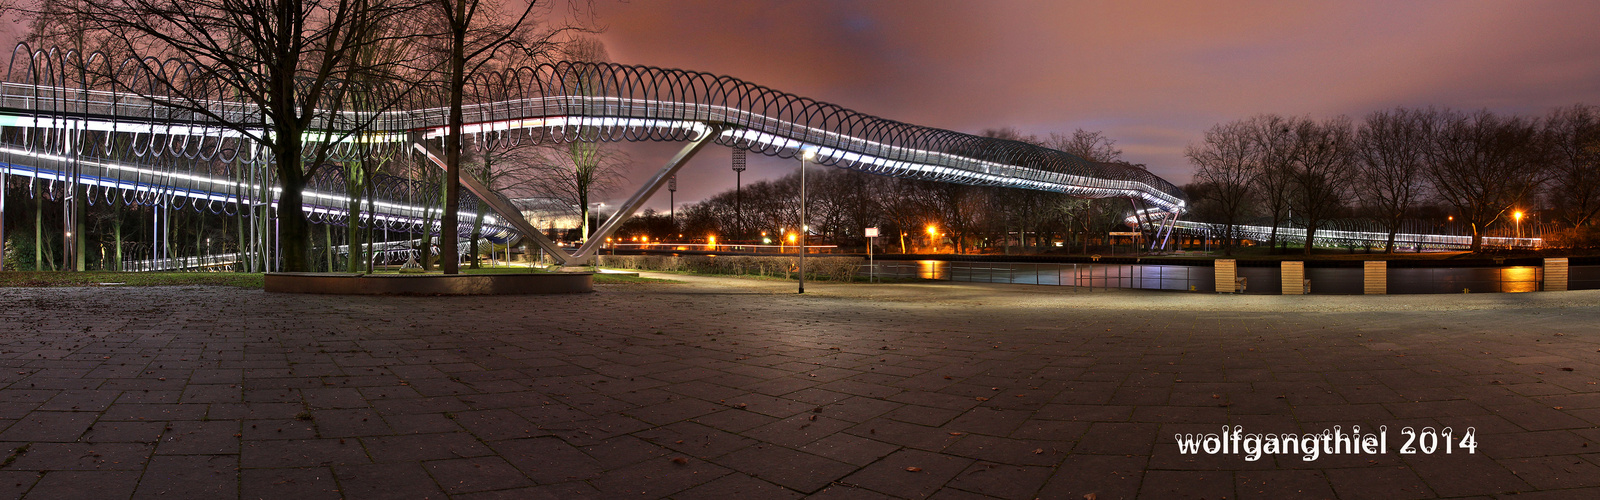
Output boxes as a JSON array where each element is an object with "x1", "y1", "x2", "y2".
[{"x1": 0, "y1": 46, "x2": 1188, "y2": 236}]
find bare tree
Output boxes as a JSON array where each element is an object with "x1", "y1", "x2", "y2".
[
  {"x1": 1354, "y1": 108, "x2": 1430, "y2": 252},
  {"x1": 426, "y1": 0, "x2": 546, "y2": 274},
  {"x1": 1046, "y1": 129, "x2": 1122, "y2": 163},
  {"x1": 1247, "y1": 115, "x2": 1300, "y2": 252},
  {"x1": 503, "y1": 143, "x2": 628, "y2": 232},
  {"x1": 1044, "y1": 129, "x2": 1128, "y2": 253},
  {"x1": 1187, "y1": 120, "x2": 1258, "y2": 255},
  {"x1": 1545, "y1": 104, "x2": 1600, "y2": 228},
  {"x1": 68, "y1": 0, "x2": 413, "y2": 271},
  {"x1": 1288, "y1": 116, "x2": 1355, "y2": 255},
  {"x1": 1423, "y1": 109, "x2": 1547, "y2": 251},
  {"x1": 546, "y1": 35, "x2": 609, "y2": 245},
  {"x1": 879, "y1": 178, "x2": 935, "y2": 253}
]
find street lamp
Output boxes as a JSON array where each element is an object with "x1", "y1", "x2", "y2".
[
  {"x1": 1514, "y1": 210, "x2": 1524, "y2": 245},
  {"x1": 667, "y1": 176, "x2": 677, "y2": 231},
  {"x1": 732, "y1": 149, "x2": 746, "y2": 241},
  {"x1": 798, "y1": 148, "x2": 815, "y2": 294}
]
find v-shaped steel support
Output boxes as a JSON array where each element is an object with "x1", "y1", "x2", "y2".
[
  {"x1": 413, "y1": 141, "x2": 575, "y2": 264},
  {"x1": 569, "y1": 125, "x2": 721, "y2": 264},
  {"x1": 414, "y1": 124, "x2": 721, "y2": 266}
]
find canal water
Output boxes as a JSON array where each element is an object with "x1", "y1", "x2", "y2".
[{"x1": 868, "y1": 260, "x2": 1591, "y2": 294}]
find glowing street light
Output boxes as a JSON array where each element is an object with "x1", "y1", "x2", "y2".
[{"x1": 1514, "y1": 210, "x2": 1525, "y2": 243}]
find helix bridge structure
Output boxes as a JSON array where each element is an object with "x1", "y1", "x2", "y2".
[
  {"x1": 0, "y1": 45, "x2": 1197, "y2": 270},
  {"x1": 8, "y1": 46, "x2": 1522, "y2": 270},
  {"x1": 1126, "y1": 209, "x2": 1543, "y2": 251}
]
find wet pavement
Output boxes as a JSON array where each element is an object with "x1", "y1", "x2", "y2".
[{"x1": 0, "y1": 275, "x2": 1596, "y2": 499}]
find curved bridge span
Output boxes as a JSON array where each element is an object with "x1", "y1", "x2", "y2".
[{"x1": 1, "y1": 51, "x2": 1189, "y2": 266}]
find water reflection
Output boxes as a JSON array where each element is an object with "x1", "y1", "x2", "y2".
[
  {"x1": 871, "y1": 260, "x2": 1557, "y2": 294},
  {"x1": 1503, "y1": 266, "x2": 1538, "y2": 293}
]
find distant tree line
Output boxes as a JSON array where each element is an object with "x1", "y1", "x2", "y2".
[
  {"x1": 620, "y1": 129, "x2": 1154, "y2": 256},
  {"x1": 1187, "y1": 105, "x2": 1600, "y2": 254}
]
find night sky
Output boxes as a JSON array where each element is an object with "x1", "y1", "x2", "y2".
[
  {"x1": 567, "y1": 0, "x2": 1600, "y2": 210},
  {"x1": 5, "y1": 2, "x2": 1594, "y2": 211}
]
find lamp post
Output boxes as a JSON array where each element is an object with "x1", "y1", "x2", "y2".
[
  {"x1": 577, "y1": 202, "x2": 603, "y2": 254},
  {"x1": 732, "y1": 149, "x2": 746, "y2": 242},
  {"x1": 1514, "y1": 210, "x2": 1524, "y2": 247},
  {"x1": 667, "y1": 176, "x2": 677, "y2": 236},
  {"x1": 799, "y1": 148, "x2": 815, "y2": 294}
]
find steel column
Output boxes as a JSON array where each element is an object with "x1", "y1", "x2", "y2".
[
  {"x1": 412, "y1": 141, "x2": 573, "y2": 264},
  {"x1": 570, "y1": 125, "x2": 721, "y2": 264}
]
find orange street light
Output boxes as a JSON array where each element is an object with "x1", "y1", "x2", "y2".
[
  {"x1": 1514, "y1": 210, "x2": 1525, "y2": 243},
  {"x1": 925, "y1": 224, "x2": 938, "y2": 236}
]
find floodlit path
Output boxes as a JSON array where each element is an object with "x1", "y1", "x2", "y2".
[{"x1": 0, "y1": 277, "x2": 1596, "y2": 499}]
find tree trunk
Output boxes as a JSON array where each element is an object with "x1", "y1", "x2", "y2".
[
  {"x1": 469, "y1": 204, "x2": 484, "y2": 269},
  {"x1": 1223, "y1": 223, "x2": 1235, "y2": 256},
  {"x1": 275, "y1": 133, "x2": 310, "y2": 272},
  {"x1": 73, "y1": 185, "x2": 86, "y2": 271},
  {"x1": 440, "y1": 6, "x2": 468, "y2": 275},
  {"x1": 420, "y1": 193, "x2": 436, "y2": 271},
  {"x1": 347, "y1": 167, "x2": 364, "y2": 273},
  {"x1": 114, "y1": 205, "x2": 123, "y2": 271},
  {"x1": 35, "y1": 191, "x2": 43, "y2": 271}
]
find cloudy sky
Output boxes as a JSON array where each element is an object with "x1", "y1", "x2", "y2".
[{"x1": 556, "y1": 0, "x2": 1600, "y2": 210}]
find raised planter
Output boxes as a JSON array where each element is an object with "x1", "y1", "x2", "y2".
[{"x1": 264, "y1": 272, "x2": 592, "y2": 295}]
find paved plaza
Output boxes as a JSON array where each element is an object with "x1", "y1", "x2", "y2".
[{"x1": 0, "y1": 276, "x2": 1596, "y2": 499}]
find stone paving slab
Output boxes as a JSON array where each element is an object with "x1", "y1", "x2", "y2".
[{"x1": 0, "y1": 276, "x2": 1596, "y2": 499}]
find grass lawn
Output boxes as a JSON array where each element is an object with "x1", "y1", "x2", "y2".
[
  {"x1": 0, "y1": 267, "x2": 680, "y2": 287},
  {"x1": 0, "y1": 271, "x2": 265, "y2": 288}
]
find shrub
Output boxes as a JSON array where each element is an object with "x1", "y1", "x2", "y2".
[{"x1": 1546, "y1": 226, "x2": 1600, "y2": 250}]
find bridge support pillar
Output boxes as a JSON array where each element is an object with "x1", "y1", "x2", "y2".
[
  {"x1": 417, "y1": 126, "x2": 719, "y2": 267},
  {"x1": 414, "y1": 140, "x2": 573, "y2": 265},
  {"x1": 569, "y1": 126, "x2": 721, "y2": 264}
]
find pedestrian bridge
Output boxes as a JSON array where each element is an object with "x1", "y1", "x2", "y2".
[{"x1": 1, "y1": 47, "x2": 1195, "y2": 267}]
